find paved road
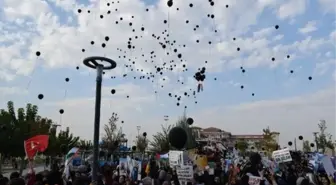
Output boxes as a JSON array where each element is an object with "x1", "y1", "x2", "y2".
[{"x1": 2, "y1": 166, "x2": 47, "y2": 178}]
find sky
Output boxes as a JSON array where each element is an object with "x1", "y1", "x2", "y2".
[{"x1": 0, "y1": 0, "x2": 335, "y2": 148}]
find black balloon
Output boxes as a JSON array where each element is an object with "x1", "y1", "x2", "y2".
[
  {"x1": 167, "y1": 0, "x2": 173, "y2": 7},
  {"x1": 298, "y1": 135, "x2": 303, "y2": 140},
  {"x1": 288, "y1": 141, "x2": 292, "y2": 146},
  {"x1": 132, "y1": 146, "x2": 136, "y2": 151},
  {"x1": 143, "y1": 132, "x2": 147, "y2": 137},
  {"x1": 168, "y1": 126, "x2": 187, "y2": 150},
  {"x1": 59, "y1": 109, "x2": 64, "y2": 114},
  {"x1": 38, "y1": 94, "x2": 44, "y2": 100},
  {"x1": 186, "y1": 117, "x2": 194, "y2": 125},
  {"x1": 310, "y1": 143, "x2": 315, "y2": 147}
]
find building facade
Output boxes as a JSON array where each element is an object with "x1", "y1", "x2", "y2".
[{"x1": 191, "y1": 126, "x2": 280, "y2": 148}]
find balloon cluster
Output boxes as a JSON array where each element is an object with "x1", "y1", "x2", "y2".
[
  {"x1": 29, "y1": 0, "x2": 312, "y2": 115},
  {"x1": 194, "y1": 67, "x2": 206, "y2": 93}
]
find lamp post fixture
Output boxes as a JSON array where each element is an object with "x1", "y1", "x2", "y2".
[
  {"x1": 83, "y1": 56, "x2": 116, "y2": 184},
  {"x1": 137, "y1": 126, "x2": 141, "y2": 137},
  {"x1": 164, "y1": 115, "x2": 169, "y2": 128}
]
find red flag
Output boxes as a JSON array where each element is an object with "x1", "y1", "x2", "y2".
[
  {"x1": 24, "y1": 135, "x2": 49, "y2": 159},
  {"x1": 155, "y1": 153, "x2": 160, "y2": 159}
]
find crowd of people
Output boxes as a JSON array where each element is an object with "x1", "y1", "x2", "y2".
[{"x1": 0, "y1": 149, "x2": 335, "y2": 185}]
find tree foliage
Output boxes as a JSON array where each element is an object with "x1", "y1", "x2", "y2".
[
  {"x1": 260, "y1": 127, "x2": 278, "y2": 153},
  {"x1": 149, "y1": 125, "x2": 171, "y2": 153},
  {"x1": 0, "y1": 101, "x2": 52, "y2": 157},
  {"x1": 0, "y1": 101, "x2": 80, "y2": 174},
  {"x1": 316, "y1": 120, "x2": 334, "y2": 153},
  {"x1": 0, "y1": 101, "x2": 80, "y2": 157},
  {"x1": 101, "y1": 112, "x2": 124, "y2": 153},
  {"x1": 302, "y1": 140, "x2": 311, "y2": 152},
  {"x1": 135, "y1": 135, "x2": 148, "y2": 153},
  {"x1": 236, "y1": 139, "x2": 249, "y2": 153},
  {"x1": 78, "y1": 139, "x2": 93, "y2": 151}
]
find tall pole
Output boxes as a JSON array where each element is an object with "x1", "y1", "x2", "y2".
[
  {"x1": 313, "y1": 132, "x2": 319, "y2": 152},
  {"x1": 92, "y1": 64, "x2": 103, "y2": 183},
  {"x1": 137, "y1": 126, "x2": 141, "y2": 137},
  {"x1": 164, "y1": 115, "x2": 169, "y2": 128},
  {"x1": 83, "y1": 56, "x2": 116, "y2": 184},
  {"x1": 294, "y1": 138, "x2": 297, "y2": 151}
]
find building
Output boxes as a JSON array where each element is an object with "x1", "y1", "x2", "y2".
[{"x1": 191, "y1": 126, "x2": 280, "y2": 148}]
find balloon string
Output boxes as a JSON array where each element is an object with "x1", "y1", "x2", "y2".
[
  {"x1": 25, "y1": 57, "x2": 39, "y2": 90},
  {"x1": 64, "y1": 89, "x2": 68, "y2": 100}
]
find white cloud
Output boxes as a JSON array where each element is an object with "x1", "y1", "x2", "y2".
[
  {"x1": 0, "y1": 86, "x2": 28, "y2": 95},
  {"x1": 277, "y1": 0, "x2": 307, "y2": 20},
  {"x1": 298, "y1": 21, "x2": 317, "y2": 34},
  {"x1": 318, "y1": 0, "x2": 336, "y2": 13}
]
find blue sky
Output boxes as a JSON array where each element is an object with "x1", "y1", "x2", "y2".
[{"x1": 0, "y1": 0, "x2": 335, "y2": 146}]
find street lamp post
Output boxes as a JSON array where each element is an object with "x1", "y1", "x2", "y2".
[
  {"x1": 137, "y1": 126, "x2": 141, "y2": 137},
  {"x1": 164, "y1": 115, "x2": 169, "y2": 128},
  {"x1": 83, "y1": 56, "x2": 116, "y2": 184},
  {"x1": 313, "y1": 132, "x2": 319, "y2": 152}
]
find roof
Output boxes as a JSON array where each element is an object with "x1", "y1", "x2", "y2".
[
  {"x1": 202, "y1": 127, "x2": 222, "y2": 132},
  {"x1": 232, "y1": 135, "x2": 264, "y2": 139},
  {"x1": 201, "y1": 127, "x2": 231, "y2": 134},
  {"x1": 191, "y1": 126, "x2": 202, "y2": 130}
]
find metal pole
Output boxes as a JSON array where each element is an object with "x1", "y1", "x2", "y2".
[
  {"x1": 92, "y1": 64, "x2": 103, "y2": 184},
  {"x1": 313, "y1": 132, "x2": 319, "y2": 152},
  {"x1": 294, "y1": 138, "x2": 297, "y2": 151},
  {"x1": 137, "y1": 126, "x2": 141, "y2": 137}
]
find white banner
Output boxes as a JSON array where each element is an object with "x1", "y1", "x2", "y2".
[
  {"x1": 169, "y1": 150, "x2": 183, "y2": 167},
  {"x1": 272, "y1": 148, "x2": 292, "y2": 163},
  {"x1": 248, "y1": 176, "x2": 262, "y2": 185},
  {"x1": 176, "y1": 165, "x2": 193, "y2": 182}
]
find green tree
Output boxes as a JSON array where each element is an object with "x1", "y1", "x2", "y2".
[
  {"x1": 44, "y1": 126, "x2": 80, "y2": 157},
  {"x1": 135, "y1": 135, "x2": 148, "y2": 153},
  {"x1": 78, "y1": 139, "x2": 93, "y2": 151},
  {"x1": 316, "y1": 120, "x2": 334, "y2": 153},
  {"x1": 149, "y1": 125, "x2": 172, "y2": 153},
  {"x1": 303, "y1": 140, "x2": 311, "y2": 152},
  {"x1": 0, "y1": 101, "x2": 53, "y2": 174},
  {"x1": 57, "y1": 127, "x2": 80, "y2": 154},
  {"x1": 236, "y1": 139, "x2": 249, "y2": 154},
  {"x1": 176, "y1": 115, "x2": 197, "y2": 149},
  {"x1": 261, "y1": 127, "x2": 278, "y2": 154},
  {"x1": 101, "y1": 112, "x2": 124, "y2": 153}
]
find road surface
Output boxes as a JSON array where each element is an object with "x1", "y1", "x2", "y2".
[{"x1": 2, "y1": 166, "x2": 47, "y2": 178}]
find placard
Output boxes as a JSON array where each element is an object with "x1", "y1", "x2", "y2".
[
  {"x1": 169, "y1": 150, "x2": 183, "y2": 167},
  {"x1": 248, "y1": 176, "x2": 262, "y2": 185},
  {"x1": 176, "y1": 165, "x2": 193, "y2": 182},
  {"x1": 321, "y1": 156, "x2": 335, "y2": 176},
  {"x1": 272, "y1": 148, "x2": 292, "y2": 163}
]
